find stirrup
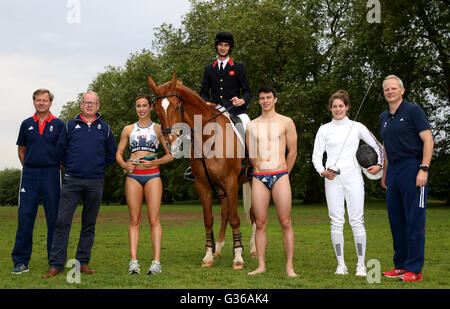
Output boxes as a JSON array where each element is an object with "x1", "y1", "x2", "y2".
[{"x1": 184, "y1": 166, "x2": 195, "y2": 181}]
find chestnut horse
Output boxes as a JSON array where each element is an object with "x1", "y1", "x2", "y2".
[{"x1": 148, "y1": 72, "x2": 256, "y2": 269}]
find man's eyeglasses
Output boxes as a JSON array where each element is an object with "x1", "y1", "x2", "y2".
[{"x1": 82, "y1": 101, "x2": 99, "y2": 106}]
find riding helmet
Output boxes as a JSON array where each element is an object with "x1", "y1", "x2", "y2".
[{"x1": 215, "y1": 31, "x2": 234, "y2": 50}]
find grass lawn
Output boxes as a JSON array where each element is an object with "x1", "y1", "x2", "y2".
[{"x1": 0, "y1": 200, "x2": 448, "y2": 290}]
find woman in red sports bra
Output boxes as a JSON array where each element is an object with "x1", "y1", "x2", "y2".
[{"x1": 116, "y1": 94, "x2": 173, "y2": 275}]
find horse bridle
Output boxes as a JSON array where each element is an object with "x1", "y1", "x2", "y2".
[
  {"x1": 154, "y1": 92, "x2": 233, "y2": 135},
  {"x1": 154, "y1": 92, "x2": 228, "y2": 199},
  {"x1": 154, "y1": 93, "x2": 184, "y2": 137}
]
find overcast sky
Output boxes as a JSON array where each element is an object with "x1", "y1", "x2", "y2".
[{"x1": 0, "y1": 0, "x2": 191, "y2": 170}]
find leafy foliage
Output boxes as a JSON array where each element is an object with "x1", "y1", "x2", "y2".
[
  {"x1": 55, "y1": 0, "x2": 450, "y2": 204},
  {"x1": 0, "y1": 168, "x2": 21, "y2": 206}
]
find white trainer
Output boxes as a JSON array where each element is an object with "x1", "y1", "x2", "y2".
[
  {"x1": 147, "y1": 260, "x2": 162, "y2": 274},
  {"x1": 356, "y1": 264, "x2": 367, "y2": 277},
  {"x1": 335, "y1": 264, "x2": 348, "y2": 275},
  {"x1": 128, "y1": 259, "x2": 140, "y2": 274}
]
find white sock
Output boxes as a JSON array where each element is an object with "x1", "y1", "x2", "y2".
[
  {"x1": 331, "y1": 231, "x2": 345, "y2": 266},
  {"x1": 353, "y1": 233, "x2": 366, "y2": 266}
]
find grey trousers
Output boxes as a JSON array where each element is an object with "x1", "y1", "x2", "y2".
[{"x1": 49, "y1": 176, "x2": 104, "y2": 271}]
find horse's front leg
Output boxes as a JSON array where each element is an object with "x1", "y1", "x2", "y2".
[
  {"x1": 195, "y1": 180, "x2": 215, "y2": 267},
  {"x1": 214, "y1": 190, "x2": 228, "y2": 258},
  {"x1": 226, "y1": 180, "x2": 244, "y2": 270}
]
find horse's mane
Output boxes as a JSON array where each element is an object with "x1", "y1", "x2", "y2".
[
  {"x1": 161, "y1": 80, "x2": 206, "y2": 105},
  {"x1": 178, "y1": 84, "x2": 205, "y2": 104},
  {"x1": 161, "y1": 79, "x2": 207, "y2": 106},
  {"x1": 163, "y1": 80, "x2": 183, "y2": 86}
]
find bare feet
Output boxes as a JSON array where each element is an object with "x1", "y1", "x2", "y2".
[
  {"x1": 286, "y1": 269, "x2": 297, "y2": 277},
  {"x1": 286, "y1": 263, "x2": 297, "y2": 277},
  {"x1": 248, "y1": 267, "x2": 266, "y2": 275}
]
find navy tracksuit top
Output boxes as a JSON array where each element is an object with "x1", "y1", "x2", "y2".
[{"x1": 56, "y1": 113, "x2": 117, "y2": 178}]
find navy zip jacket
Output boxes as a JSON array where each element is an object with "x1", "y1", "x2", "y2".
[
  {"x1": 200, "y1": 58, "x2": 252, "y2": 116},
  {"x1": 56, "y1": 113, "x2": 117, "y2": 178}
]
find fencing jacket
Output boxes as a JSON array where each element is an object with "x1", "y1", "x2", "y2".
[{"x1": 312, "y1": 116, "x2": 384, "y2": 176}]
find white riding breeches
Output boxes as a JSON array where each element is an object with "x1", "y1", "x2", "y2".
[{"x1": 216, "y1": 106, "x2": 249, "y2": 149}]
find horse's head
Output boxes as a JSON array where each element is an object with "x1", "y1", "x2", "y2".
[{"x1": 148, "y1": 71, "x2": 189, "y2": 157}]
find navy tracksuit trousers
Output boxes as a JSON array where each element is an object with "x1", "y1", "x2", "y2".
[
  {"x1": 12, "y1": 165, "x2": 61, "y2": 267},
  {"x1": 386, "y1": 158, "x2": 427, "y2": 274},
  {"x1": 49, "y1": 176, "x2": 104, "y2": 271}
]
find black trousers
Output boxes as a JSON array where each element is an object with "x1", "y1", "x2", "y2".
[{"x1": 49, "y1": 176, "x2": 104, "y2": 271}]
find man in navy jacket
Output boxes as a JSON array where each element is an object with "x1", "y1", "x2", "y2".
[
  {"x1": 200, "y1": 32, "x2": 252, "y2": 117},
  {"x1": 11, "y1": 89, "x2": 64, "y2": 275},
  {"x1": 185, "y1": 32, "x2": 252, "y2": 180},
  {"x1": 43, "y1": 91, "x2": 117, "y2": 278}
]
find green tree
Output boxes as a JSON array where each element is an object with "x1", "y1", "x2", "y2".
[
  {"x1": 334, "y1": 0, "x2": 449, "y2": 201},
  {"x1": 154, "y1": 0, "x2": 449, "y2": 203},
  {"x1": 60, "y1": 0, "x2": 449, "y2": 204},
  {"x1": 0, "y1": 168, "x2": 21, "y2": 206},
  {"x1": 88, "y1": 50, "x2": 198, "y2": 203}
]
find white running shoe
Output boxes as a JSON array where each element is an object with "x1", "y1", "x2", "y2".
[
  {"x1": 147, "y1": 260, "x2": 162, "y2": 274},
  {"x1": 335, "y1": 264, "x2": 348, "y2": 275},
  {"x1": 128, "y1": 259, "x2": 140, "y2": 274},
  {"x1": 355, "y1": 264, "x2": 367, "y2": 277}
]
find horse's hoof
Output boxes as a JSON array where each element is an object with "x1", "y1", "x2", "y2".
[
  {"x1": 213, "y1": 252, "x2": 222, "y2": 258},
  {"x1": 202, "y1": 260, "x2": 214, "y2": 267},
  {"x1": 250, "y1": 251, "x2": 257, "y2": 259},
  {"x1": 233, "y1": 261, "x2": 244, "y2": 270}
]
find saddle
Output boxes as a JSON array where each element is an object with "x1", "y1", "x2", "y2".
[
  {"x1": 183, "y1": 107, "x2": 253, "y2": 184},
  {"x1": 227, "y1": 113, "x2": 252, "y2": 180}
]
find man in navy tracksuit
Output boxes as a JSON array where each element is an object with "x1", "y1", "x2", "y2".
[
  {"x1": 379, "y1": 75, "x2": 434, "y2": 282},
  {"x1": 43, "y1": 91, "x2": 117, "y2": 278},
  {"x1": 11, "y1": 89, "x2": 65, "y2": 274}
]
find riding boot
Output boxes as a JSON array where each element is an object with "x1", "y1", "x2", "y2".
[{"x1": 246, "y1": 163, "x2": 254, "y2": 179}]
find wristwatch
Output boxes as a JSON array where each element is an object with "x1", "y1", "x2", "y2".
[{"x1": 419, "y1": 165, "x2": 429, "y2": 172}]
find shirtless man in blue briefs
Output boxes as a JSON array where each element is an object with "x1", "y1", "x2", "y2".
[{"x1": 246, "y1": 85, "x2": 298, "y2": 277}]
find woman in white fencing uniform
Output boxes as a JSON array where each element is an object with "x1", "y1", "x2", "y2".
[{"x1": 312, "y1": 90, "x2": 384, "y2": 276}]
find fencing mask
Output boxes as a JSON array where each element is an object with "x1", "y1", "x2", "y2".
[{"x1": 356, "y1": 144, "x2": 383, "y2": 180}]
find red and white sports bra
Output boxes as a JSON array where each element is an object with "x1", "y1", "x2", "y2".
[{"x1": 129, "y1": 122, "x2": 159, "y2": 153}]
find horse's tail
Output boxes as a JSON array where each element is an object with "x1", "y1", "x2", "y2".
[{"x1": 243, "y1": 182, "x2": 252, "y2": 223}]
